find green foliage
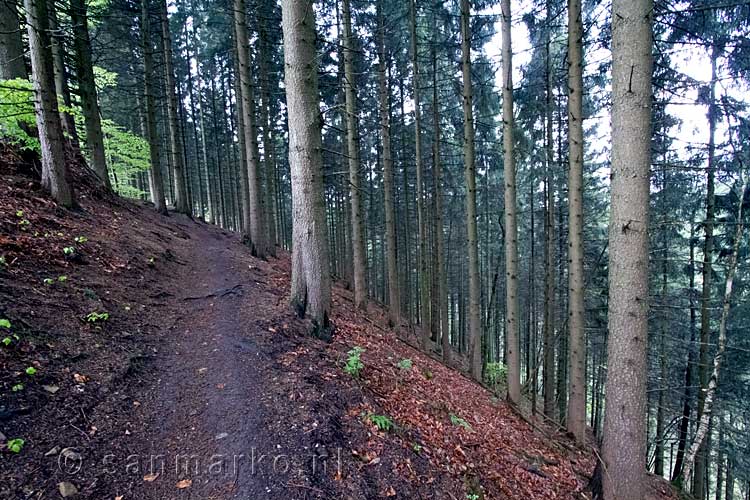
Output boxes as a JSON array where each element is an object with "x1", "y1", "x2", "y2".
[
  {"x1": 367, "y1": 413, "x2": 394, "y2": 432},
  {"x1": 396, "y1": 358, "x2": 413, "y2": 371},
  {"x1": 63, "y1": 247, "x2": 75, "y2": 256},
  {"x1": 484, "y1": 362, "x2": 507, "y2": 388},
  {"x1": 25, "y1": 367, "x2": 37, "y2": 376},
  {"x1": 450, "y1": 413, "x2": 472, "y2": 431},
  {"x1": 93, "y1": 66, "x2": 118, "y2": 89},
  {"x1": 0, "y1": 256, "x2": 6, "y2": 267},
  {"x1": 43, "y1": 278, "x2": 54, "y2": 285},
  {"x1": 2, "y1": 337, "x2": 11, "y2": 346},
  {"x1": 0, "y1": 79, "x2": 38, "y2": 152},
  {"x1": 412, "y1": 443, "x2": 422, "y2": 453},
  {"x1": 11, "y1": 383, "x2": 23, "y2": 392},
  {"x1": 74, "y1": 236, "x2": 88, "y2": 244},
  {"x1": 86, "y1": 311, "x2": 109, "y2": 323},
  {"x1": 466, "y1": 494, "x2": 480, "y2": 500},
  {"x1": 7, "y1": 438, "x2": 24, "y2": 453},
  {"x1": 0, "y1": 319, "x2": 10, "y2": 329},
  {"x1": 15, "y1": 210, "x2": 23, "y2": 217},
  {"x1": 344, "y1": 346, "x2": 365, "y2": 378},
  {"x1": 58, "y1": 275, "x2": 68, "y2": 282}
]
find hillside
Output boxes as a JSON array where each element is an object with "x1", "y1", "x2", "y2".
[{"x1": 0, "y1": 152, "x2": 679, "y2": 500}]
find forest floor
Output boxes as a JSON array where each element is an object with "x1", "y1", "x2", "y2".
[{"x1": 0, "y1": 149, "x2": 681, "y2": 499}]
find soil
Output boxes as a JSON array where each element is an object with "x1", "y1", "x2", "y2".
[{"x1": 0, "y1": 147, "x2": 681, "y2": 500}]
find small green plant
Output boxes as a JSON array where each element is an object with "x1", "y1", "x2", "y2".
[
  {"x1": 450, "y1": 413, "x2": 472, "y2": 431},
  {"x1": 63, "y1": 246, "x2": 75, "y2": 256},
  {"x1": 367, "y1": 414, "x2": 394, "y2": 432},
  {"x1": 12, "y1": 383, "x2": 23, "y2": 392},
  {"x1": 466, "y1": 493, "x2": 480, "y2": 500},
  {"x1": 43, "y1": 278, "x2": 54, "y2": 285},
  {"x1": 57, "y1": 275, "x2": 67, "y2": 282},
  {"x1": 0, "y1": 319, "x2": 10, "y2": 329},
  {"x1": 0, "y1": 256, "x2": 6, "y2": 267},
  {"x1": 86, "y1": 311, "x2": 109, "y2": 323},
  {"x1": 74, "y1": 236, "x2": 88, "y2": 244},
  {"x1": 344, "y1": 346, "x2": 365, "y2": 378},
  {"x1": 7, "y1": 438, "x2": 24, "y2": 453},
  {"x1": 15, "y1": 210, "x2": 23, "y2": 218},
  {"x1": 18, "y1": 219, "x2": 30, "y2": 229},
  {"x1": 2, "y1": 337, "x2": 11, "y2": 346},
  {"x1": 396, "y1": 358, "x2": 413, "y2": 371},
  {"x1": 412, "y1": 443, "x2": 422, "y2": 453},
  {"x1": 484, "y1": 362, "x2": 507, "y2": 387},
  {"x1": 25, "y1": 366, "x2": 37, "y2": 376}
]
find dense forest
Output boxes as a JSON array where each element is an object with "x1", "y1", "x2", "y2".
[{"x1": 1, "y1": 0, "x2": 750, "y2": 498}]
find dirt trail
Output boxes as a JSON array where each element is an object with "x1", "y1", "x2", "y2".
[{"x1": 120, "y1": 220, "x2": 338, "y2": 499}]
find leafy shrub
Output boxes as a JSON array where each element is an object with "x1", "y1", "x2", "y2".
[
  {"x1": 6, "y1": 438, "x2": 24, "y2": 453},
  {"x1": 344, "y1": 346, "x2": 364, "y2": 378},
  {"x1": 396, "y1": 358, "x2": 413, "y2": 371},
  {"x1": 367, "y1": 414, "x2": 394, "y2": 432},
  {"x1": 450, "y1": 413, "x2": 472, "y2": 431},
  {"x1": 484, "y1": 362, "x2": 507, "y2": 388},
  {"x1": 86, "y1": 311, "x2": 109, "y2": 323}
]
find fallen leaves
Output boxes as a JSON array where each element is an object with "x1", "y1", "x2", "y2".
[{"x1": 175, "y1": 479, "x2": 192, "y2": 489}]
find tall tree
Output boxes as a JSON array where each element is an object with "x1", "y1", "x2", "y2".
[
  {"x1": 282, "y1": 0, "x2": 332, "y2": 334},
  {"x1": 377, "y1": 0, "x2": 400, "y2": 327},
  {"x1": 233, "y1": 0, "x2": 268, "y2": 257},
  {"x1": 500, "y1": 0, "x2": 520, "y2": 402},
  {"x1": 0, "y1": 0, "x2": 26, "y2": 79},
  {"x1": 141, "y1": 0, "x2": 168, "y2": 214},
  {"x1": 409, "y1": 0, "x2": 431, "y2": 341},
  {"x1": 159, "y1": 0, "x2": 189, "y2": 213},
  {"x1": 70, "y1": 0, "x2": 111, "y2": 188},
  {"x1": 600, "y1": 0, "x2": 653, "y2": 498},
  {"x1": 341, "y1": 0, "x2": 367, "y2": 310},
  {"x1": 566, "y1": 0, "x2": 586, "y2": 443},
  {"x1": 48, "y1": 1, "x2": 78, "y2": 144},
  {"x1": 25, "y1": 0, "x2": 74, "y2": 207},
  {"x1": 461, "y1": 0, "x2": 481, "y2": 381}
]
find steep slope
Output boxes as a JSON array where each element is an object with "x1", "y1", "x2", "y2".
[{"x1": 0, "y1": 149, "x2": 680, "y2": 499}]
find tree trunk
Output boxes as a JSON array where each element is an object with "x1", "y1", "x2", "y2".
[
  {"x1": 257, "y1": 4, "x2": 278, "y2": 254},
  {"x1": 25, "y1": 0, "x2": 74, "y2": 207},
  {"x1": 601, "y1": 1, "x2": 653, "y2": 498},
  {"x1": 48, "y1": 2, "x2": 78, "y2": 145},
  {"x1": 141, "y1": 0, "x2": 167, "y2": 214},
  {"x1": 694, "y1": 44, "x2": 719, "y2": 500},
  {"x1": 233, "y1": 0, "x2": 268, "y2": 257},
  {"x1": 500, "y1": 0, "x2": 520, "y2": 400},
  {"x1": 71, "y1": 0, "x2": 110, "y2": 188},
  {"x1": 377, "y1": 1, "x2": 400, "y2": 327},
  {"x1": 409, "y1": 0, "x2": 431, "y2": 342},
  {"x1": 682, "y1": 174, "x2": 748, "y2": 492},
  {"x1": 342, "y1": 0, "x2": 367, "y2": 309},
  {"x1": 282, "y1": 0, "x2": 332, "y2": 334},
  {"x1": 159, "y1": 0, "x2": 188, "y2": 214},
  {"x1": 431, "y1": 17, "x2": 449, "y2": 364},
  {"x1": 566, "y1": 0, "x2": 586, "y2": 442},
  {"x1": 0, "y1": 0, "x2": 27, "y2": 79}
]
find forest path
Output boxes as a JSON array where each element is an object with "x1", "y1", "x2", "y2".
[{"x1": 126, "y1": 220, "x2": 328, "y2": 500}]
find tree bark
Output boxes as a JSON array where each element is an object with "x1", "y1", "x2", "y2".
[
  {"x1": 682, "y1": 174, "x2": 747, "y2": 492},
  {"x1": 25, "y1": 0, "x2": 73, "y2": 207},
  {"x1": 566, "y1": 0, "x2": 586, "y2": 443},
  {"x1": 694, "y1": 44, "x2": 719, "y2": 500},
  {"x1": 409, "y1": 0, "x2": 431, "y2": 342},
  {"x1": 377, "y1": 1, "x2": 400, "y2": 327},
  {"x1": 48, "y1": 2, "x2": 78, "y2": 145},
  {"x1": 281, "y1": 0, "x2": 332, "y2": 334},
  {"x1": 601, "y1": 1, "x2": 653, "y2": 498},
  {"x1": 257, "y1": 2, "x2": 278, "y2": 254},
  {"x1": 141, "y1": 0, "x2": 167, "y2": 214},
  {"x1": 159, "y1": 0, "x2": 188, "y2": 214},
  {"x1": 233, "y1": 0, "x2": 268, "y2": 257},
  {"x1": 0, "y1": 0, "x2": 27, "y2": 79},
  {"x1": 500, "y1": 0, "x2": 520, "y2": 400},
  {"x1": 341, "y1": 0, "x2": 367, "y2": 309},
  {"x1": 431, "y1": 16, "x2": 449, "y2": 364},
  {"x1": 71, "y1": 0, "x2": 110, "y2": 188}
]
